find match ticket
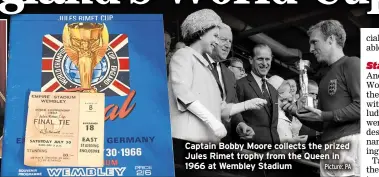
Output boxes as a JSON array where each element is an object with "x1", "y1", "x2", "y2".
[{"x1": 24, "y1": 91, "x2": 105, "y2": 167}]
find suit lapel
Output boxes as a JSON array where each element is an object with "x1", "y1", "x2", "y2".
[
  {"x1": 220, "y1": 63, "x2": 231, "y2": 97},
  {"x1": 247, "y1": 74, "x2": 271, "y2": 116},
  {"x1": 200, "y1": 54, "x2": 224, "y2": 99},
  {"x1": 209, "y1": 66, "x2": 223, "y2": 87},
  {"x1": 210, "y1": 65, "x2": 224, "y2": 98},
  {"x1": 186, "y1": 47, "x2": 223, "y2": 95},
  {"x1": 268, "y1": 84, "x2": 277, "y2": 121},
  {"x1": 247, "y1": 74, "x2": 263, "y2": 98}
]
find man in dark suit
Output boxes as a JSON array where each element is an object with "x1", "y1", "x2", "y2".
[
  {"x1": 234, "y1": 44, "x2": 281, "y2": 146},
  {"x1": 209, "y1": 23, "x2": 254, "y2": 143}
]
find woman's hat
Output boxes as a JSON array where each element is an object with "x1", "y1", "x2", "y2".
[
  {"x1": 268, "y1": 75, "x2": 285, "y2": 90},
  {"x1": 181, "y1": 9, "x2": 222, "y2": 39}
]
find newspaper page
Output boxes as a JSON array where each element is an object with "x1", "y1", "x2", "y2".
[
  {"x1": 361, "y1": 28, "x2": 379, "y2": 177},
  {"x1": 24, "y1": 91, "x2": 104, "y2": 167}
]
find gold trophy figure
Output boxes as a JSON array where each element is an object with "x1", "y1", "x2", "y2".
[
  {"x1": 296, "y1": 59, "x2": 314, "y2": 113},
  {"x1": 62, "y1": 23, "x2": 109, "y2": 93}
]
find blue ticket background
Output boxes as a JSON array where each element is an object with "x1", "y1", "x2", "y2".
[{"x1": 2, "y1": 14, "x2": 175, "y2": 177}]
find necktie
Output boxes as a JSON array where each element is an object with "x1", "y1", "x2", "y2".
[
  {"x1": 212, "y1": 63, "x2": 220, "y2": 81},
  {"x1": 210, "y1": 63, "x2": 223, "y2": 99},
  {"x1": 262, "y1": 78, "x2": 272, "y2": 113}
]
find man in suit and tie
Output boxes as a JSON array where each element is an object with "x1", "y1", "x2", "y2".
[
  {"x1": 235, "y1": 44, "x2": 281, "y2": 146},
  {"x1": 209, "y1": 23, "x2": 255, "y2": 143}
]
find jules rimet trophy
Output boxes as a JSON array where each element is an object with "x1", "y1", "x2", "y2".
[
  {"x1": 62, "y1": 22, "x2": 109, "y2": 93},
  {"x1": 296, "y1": 59, "x2": 314, "y2": 113}
]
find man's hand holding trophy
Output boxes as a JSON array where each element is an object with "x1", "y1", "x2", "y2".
[{"x1": 281, "y1": 59, "x2": 322, "y2": 122}]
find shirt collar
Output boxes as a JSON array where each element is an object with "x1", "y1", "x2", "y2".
[
  {"x1": 251, "y1": 70, "x2": 267, "y2": 83},
  {"x1": 207, "y1": 54, "x2": 217, "y2": 64}
]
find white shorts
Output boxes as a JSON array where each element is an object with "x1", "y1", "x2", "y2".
[{"x1": 320, "y1": 133, "x2": 360, "y2": 177}]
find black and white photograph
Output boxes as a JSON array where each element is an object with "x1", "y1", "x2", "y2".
[{"x1": 163, "y1": 4, "x2": 365, "y2": 177}]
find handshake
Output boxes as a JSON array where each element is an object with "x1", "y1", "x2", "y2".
[
  {"x1": 207, "y1": 98, "x2": 267, "y2": 140},
  {"x1": 187, "y1": 98, "x2": 267, "y2": 141},
  {"x1": 243, "y1": 98, "x2": 267, "y2": 110}
]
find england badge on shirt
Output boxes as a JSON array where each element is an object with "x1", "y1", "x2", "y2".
[{"x1": 328, "y1": 79, "x2": 337, "y2": 96}]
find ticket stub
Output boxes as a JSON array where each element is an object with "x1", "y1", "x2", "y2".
[
  {"x1": 24, "y1": 91, "x2": 104, "y2": 167},
  {"x1": 78, "y1": 93, "x2": 105, "y2": 167}
]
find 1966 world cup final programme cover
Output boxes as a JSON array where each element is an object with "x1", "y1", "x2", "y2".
[{"x1": 1, "y1": 14, "x2": 175, "y2": 177}]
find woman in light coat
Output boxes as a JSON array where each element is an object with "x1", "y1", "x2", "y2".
[{"x1": 168, "y1": 9, "x2": 266, "y2": 144}]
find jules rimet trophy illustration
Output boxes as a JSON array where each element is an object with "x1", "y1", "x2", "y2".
[{"x1": 62, "y1": 22, "x2": 109, "y2": 93}]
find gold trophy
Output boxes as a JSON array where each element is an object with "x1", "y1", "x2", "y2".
[
  {"x1": 296, "y1": 59, "x2": 314, "y2": 113},
  {"x1": 62, "y1": 23, "x2": 109, "y2": 93}
]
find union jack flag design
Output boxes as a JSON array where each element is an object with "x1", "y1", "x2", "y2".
[{"x1": 40, "y1": 34, "x2": 130, "y2": 96}]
